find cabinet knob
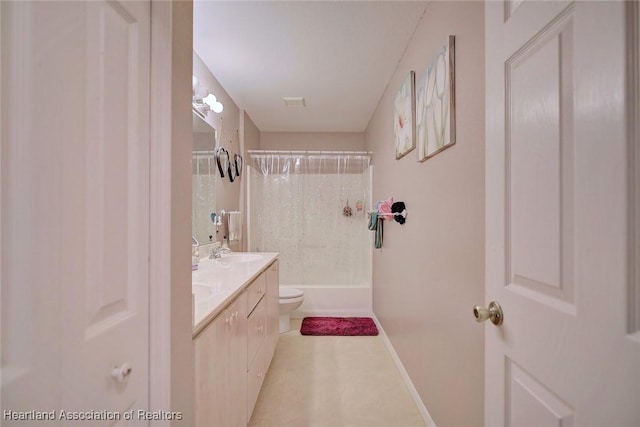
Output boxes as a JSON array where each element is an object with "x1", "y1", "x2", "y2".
[{"x1": 225, "y1": 312, "x2": 239, "y2": 326}]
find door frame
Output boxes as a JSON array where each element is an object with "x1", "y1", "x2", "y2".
[
  {"x1": 149, "y1": 0, "x2": 172, "y2": 420},
  {"x1": 0, "y1": 3, "x2": 3, "y2": 415},
  {"x1": 149, "y1": 1, "x2": 195, "y2": 425},
  {"x1": 629, "y1": 0, "x2": 640, "y2": 338}
]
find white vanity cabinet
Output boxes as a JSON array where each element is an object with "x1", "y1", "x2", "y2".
[
  {"x1": 195, "y1": 291, "x2": 248, "y2": 427},
  {"x1": 247, "y1": 260, "x2": 280, "y2": 416},
  {"x1": 194, "y1": 258, "x2": 279, "y2": 427},
  {"x1": 247, "y1": 274, "x2": 268, "y2": 416}
]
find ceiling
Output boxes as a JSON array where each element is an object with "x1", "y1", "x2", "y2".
[{"x1": 193, "y1": 1, "x2": 428, "y2": 133}]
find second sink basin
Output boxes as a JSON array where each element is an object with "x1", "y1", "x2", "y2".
[
  {"x1": 192, "y1": 283, "x2": 218, "y2": 299},
  {"x1": 218, "y1": 253, "x2": 263, "y2": 263}
]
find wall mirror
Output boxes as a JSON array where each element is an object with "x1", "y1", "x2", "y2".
[{"x1": 192, "y1": 112, "x2": 218, "y2": 245}]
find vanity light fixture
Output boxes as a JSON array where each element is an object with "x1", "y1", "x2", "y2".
[
  {"x1": 192, "y1": 75, "x2": 224, "y2": 117},
  {"x1": 203, "y1": 94, "x2": 224, "y2": 113}
]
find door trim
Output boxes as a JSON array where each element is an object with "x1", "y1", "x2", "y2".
[
  {"x1": 149, "y1": 0, "x2": 172, "y2": 420},
  {"x1": 1, "y1": 3, "x2": 3, "y2": 396},
  {"x1": 149, "y1": 1, "x2": 194, "y2": 424},
  {"x1": 628, "y1": 0, "x2": 640, "y2": 338}
]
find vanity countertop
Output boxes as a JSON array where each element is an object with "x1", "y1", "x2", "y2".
[{"x1": 192, "y1": 252, "x2": 279, "y2": 337}]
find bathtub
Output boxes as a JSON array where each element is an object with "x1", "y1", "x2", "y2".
[{"x1": 282, "y1": 284, "x2": 372, "y2": 318}]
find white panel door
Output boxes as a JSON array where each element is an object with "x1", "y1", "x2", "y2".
[
  {"x1": 1, "y1": 1, "x2": 150, "y2": 425},
  {"x1": 485, "y1": 1, "x2": 640, "y2": 426}
]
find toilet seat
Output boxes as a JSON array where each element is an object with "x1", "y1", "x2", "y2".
[{"x1": 279, "y1": 288, "x2": 303, "y2": 299}]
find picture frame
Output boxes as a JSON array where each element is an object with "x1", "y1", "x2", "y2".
[
  {"x1": 416, "y1": 35, "x2": 456, "y2": 162},
  {"x1": 393, "y1": 71, "x2": 416, "y2": 159}
]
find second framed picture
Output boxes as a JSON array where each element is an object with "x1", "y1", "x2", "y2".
[
  {"x1": 416, "y1": 35, "x2": 456, "y2": 162},
  {"x1": 393, "y1": 71, "x2": 416, "y2": 160}
]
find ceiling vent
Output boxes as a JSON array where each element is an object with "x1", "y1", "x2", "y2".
[{"x1": 283, "y1": 97, "x2": 306, "y2": 107}]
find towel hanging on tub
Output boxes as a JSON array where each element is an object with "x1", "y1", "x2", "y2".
[{"x1": 367, "y1": 211, "x2": 383, "y2": 249}]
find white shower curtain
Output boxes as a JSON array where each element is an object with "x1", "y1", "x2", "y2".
[{"x1": 249, "y1": 151, "x2": 371, "y2": 287}]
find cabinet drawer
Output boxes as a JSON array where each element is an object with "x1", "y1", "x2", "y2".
[
  {"x1": 247, "y1": 297, "x2": 266, "y2": 370},
  {"x1": 246, "y1": 273, "x2": 266, "y2": 314}
]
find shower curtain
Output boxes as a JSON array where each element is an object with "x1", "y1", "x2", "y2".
[{"x1": 249, "y1": 151, "x2": 371, "y2": 287}]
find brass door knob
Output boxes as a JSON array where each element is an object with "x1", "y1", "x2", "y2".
[{"x1": 473, "y1": 301, "x2": 504, "y2": 326}]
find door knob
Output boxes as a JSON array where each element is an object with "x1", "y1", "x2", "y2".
[
  {"x1": 473, "y1": 301, "x2": 504, "y2": 325},
  {"x1": 111, "y1": 362, "x2": 132, "y2": 383}
]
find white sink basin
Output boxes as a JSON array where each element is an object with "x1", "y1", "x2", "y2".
[
  {"x1": 192, "y1": 283, "x2": 218, "y2": 298},
  {"x1": 218, "y1": 253, "x2": 263, "y2": 263}
]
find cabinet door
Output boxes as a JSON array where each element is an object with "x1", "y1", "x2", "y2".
[
  {"x1": 227, "y1": 291, "x2": 248, "y2": 427},
  {"x1": 195, "y1": 312, "x2": 228, "y2": 427},
  {"x1": 265, "y1": 260, "x2": 280, "y2": 358},
  {"x1": 248, "y1": 297, "x2": 267, "y2": 370}
]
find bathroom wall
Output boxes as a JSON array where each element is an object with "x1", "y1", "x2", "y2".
[
  {"x1": 193, "y1": 52, "x2": 244, "y2": 249},
  {"x1": 260, "y1": 131, "x2": 365, "y2": 151},
  {"x1": 241, "y1": 110, "x2": 261, "y2": 155},
  {"x1": 364, "y1": 2, "x2": 485, "y2": 426},
  {"x1": 240, "y1": 110, "x2": 261, "y2": 251}
]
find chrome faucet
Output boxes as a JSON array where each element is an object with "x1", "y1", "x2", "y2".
[
  {"x1": 209, "y1": 241, "x2": 232, "y2": 259},
  {"x1": 209, "y1": 245, "x2": 225, "y2": 259},
  {"x1": 220, "y1": 236, "x2": 231, "y2": 253}
]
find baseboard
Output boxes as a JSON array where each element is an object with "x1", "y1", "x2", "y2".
[
  {"x1": 371, "y1": 314, "x2": 438, "y2": 427},
  {"x1": 292, "y1": 309, "x2": 373, "y2": 318}
]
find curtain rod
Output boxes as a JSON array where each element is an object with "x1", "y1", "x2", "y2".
[{"x1": 247, "y1": 150, "x2": 372, "y2": 156}]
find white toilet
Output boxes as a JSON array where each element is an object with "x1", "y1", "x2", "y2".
[{"x1": 279, "y1": 287, "x2": 304, "y2": 333}]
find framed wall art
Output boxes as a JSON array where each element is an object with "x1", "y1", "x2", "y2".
[
  {"x1": 393, "y1": 71, "x2": 416, "y2": 159},
  {"x1": 416, "y1": 35, "x2": 455, "y2": 162}
]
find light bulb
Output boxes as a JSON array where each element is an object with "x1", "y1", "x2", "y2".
[
  {"x1": 203, "y1": 93, "x2": 217, "y2": 107},
  {"x1": 212, "y1": 102, "x2": 224, "y2": 113}
]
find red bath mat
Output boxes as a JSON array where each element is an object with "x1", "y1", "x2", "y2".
[{"x1": 300, "y1": 317, "x2": 379, "y2": 336}]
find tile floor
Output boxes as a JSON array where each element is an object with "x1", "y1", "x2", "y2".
[{"x1": 248, "y1": 319, "x2": 427, "y2": 427}]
